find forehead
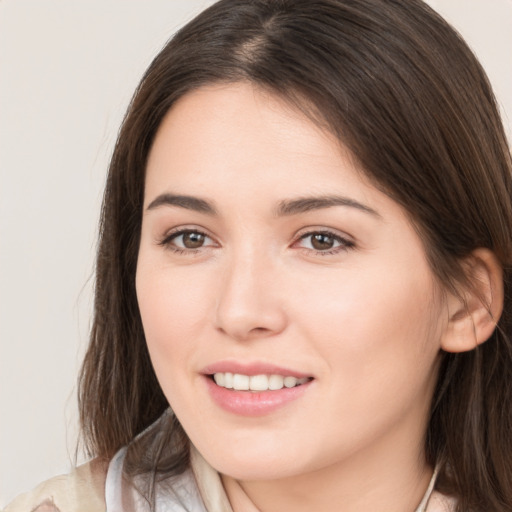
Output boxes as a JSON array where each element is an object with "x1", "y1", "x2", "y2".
[
  {"x1": 146, "y1": 82, "x2": 373, "y2": 200},
  {"x1": 149, "y1": 83, "x2": 344, "y2": 166}
]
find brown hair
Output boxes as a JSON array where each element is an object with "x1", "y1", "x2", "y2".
[{"x1": 78, "y1": 0, "x2": 512, "y2": 509}]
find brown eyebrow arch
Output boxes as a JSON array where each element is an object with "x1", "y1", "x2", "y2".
[
  {"x1": 274, "y1": 195, "x2": 381, "y2": 218},
  {"x1": 146, "y1": 193, "x2": 381, "y2": 219},
  {"x1": 146, "y1": 194, "x2": 218, "y2": 215}
]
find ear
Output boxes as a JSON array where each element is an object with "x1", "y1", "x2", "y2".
[{"x1": 441, "y1": 248, "x2": 504, "y2": 353}]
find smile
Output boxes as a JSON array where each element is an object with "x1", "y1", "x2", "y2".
[{"x1": 213, "y1": 372, "x2": 310, "y2": 391}]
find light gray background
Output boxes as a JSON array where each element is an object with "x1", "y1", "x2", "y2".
[{"x1": 1, "y1": 0, "x2": 511, "y2": 505}]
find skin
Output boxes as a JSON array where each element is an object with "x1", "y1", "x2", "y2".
[{"x1": 136, "y1": 82, "x2": 452, "y2": 512}]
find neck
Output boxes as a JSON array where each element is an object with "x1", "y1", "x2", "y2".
[{"x1": 222, "y1": 428, "x2": 433, "y2": 512}]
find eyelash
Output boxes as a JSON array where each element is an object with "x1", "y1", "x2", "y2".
[
  {"x1": 158, "y1": 228, "x2": 213, "y2": 256},
  {"x1": 296, "y1": 230, "x2": 355, "y2": 256},
  {"x1": 158, "y1": 228, "x2": 355, "y2": 256}
]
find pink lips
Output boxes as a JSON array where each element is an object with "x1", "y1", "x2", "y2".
[{"x1": 201, "y1": 361, "x2": 313, "y2": 417}]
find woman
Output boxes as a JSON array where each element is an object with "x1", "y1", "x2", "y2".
[{"x1": 6, "y1": 0, "x2": 512, "y2": 511}]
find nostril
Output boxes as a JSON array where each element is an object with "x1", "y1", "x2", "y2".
[{"x1": 250, "y1": 327, "x2": 270, "y2": 333}]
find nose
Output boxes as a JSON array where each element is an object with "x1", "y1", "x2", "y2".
[{"x1": 214, "y1": 248, "x2": 287, "y2": 342}]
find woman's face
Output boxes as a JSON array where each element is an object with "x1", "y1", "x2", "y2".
[{"x1": 136, "y1": 82, "x2": 447, "y2": 481}]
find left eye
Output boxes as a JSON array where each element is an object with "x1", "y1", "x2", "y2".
[
  {"x1": 166, "y1": 230, "x2": 213, "y2": 249},
  {"x1": 297, "y1": 232, "x2": 351, "y2": 251}
]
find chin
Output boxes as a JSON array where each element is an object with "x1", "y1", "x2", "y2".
[
  {"x1": 193, "y1": 435, "x2": 313, "y2": 481},
  {"x1": 213, "y1": 457, "x2": 300, "y2": 481}
]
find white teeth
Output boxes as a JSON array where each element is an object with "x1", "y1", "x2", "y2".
[
  {"x1": 233, "y1": 374, "x2": 250, "y2": 390},
  {"x1": 268, "y1": 374, "x2": 284, "y2": 390},
  {"x1": 284, "y1": 376, "x2": 298, "y2": 388},
  {"x1": 212, "y1": 372, "x2": 310, "y2": 391},
  {"x1": 249, "y1": 374, "x2": 269, "y2": 391},
  {"x1": 224, "y1": 372, "x2": 233, "y2": 389}
]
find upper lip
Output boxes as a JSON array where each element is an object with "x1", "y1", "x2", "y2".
[{"x1": 201, "y1": 361, "x2": 312, "y2": 378}]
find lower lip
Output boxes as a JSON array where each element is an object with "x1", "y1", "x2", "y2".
[{"x1": 204, "y1": 376, "x2": 312, "y2": 416}]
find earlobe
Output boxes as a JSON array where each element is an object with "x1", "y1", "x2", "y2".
[{"x1": 441, "y1": 248, "x2": 504, "y2": 353}]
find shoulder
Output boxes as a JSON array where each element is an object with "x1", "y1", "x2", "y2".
[{"x1": 3, "y1": 458, "x2": 108, "y2": 512}]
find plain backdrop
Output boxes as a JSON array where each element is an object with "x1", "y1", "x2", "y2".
[{"x1": 1, "y1": 0, "x2": 511, "y2": 505}]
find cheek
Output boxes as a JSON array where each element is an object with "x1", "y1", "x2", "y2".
[
  {"x1": 135, "y1": 256, "x2": 215, "y2": 382},
  {"x1": 280, "y1": 265, "x2": 442, "y2": 461},
  {"x1": 290, "y1": 257, "x2": 443, "y2": 399}
]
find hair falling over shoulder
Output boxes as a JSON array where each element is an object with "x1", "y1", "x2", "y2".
[{"x1": 78, "y1": 1, "x2": 512, "y2": 510}]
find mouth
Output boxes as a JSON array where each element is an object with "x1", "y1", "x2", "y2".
[
  {"x1": 203, "y1": 367, "x2": 314, "y2": 416},
  {"x1": 210, "y1": 372, "x2": 312, "y2": 391},
  {"x1": 201, "y1": 362, "x2": 314, "y2": 415}
]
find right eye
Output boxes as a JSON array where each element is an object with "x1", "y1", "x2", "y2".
[{"x1": 160, "y1": 229, "x2": 216, "y2": 253}]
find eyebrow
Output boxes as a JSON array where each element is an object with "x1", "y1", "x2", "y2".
[
  {"x1": 274, "y1": 195, "x2": 381, "y2": 218},
  {"x1": 147, "y1": 194, "x2": 218, "y2": 215},
  {"x1": 146, "y1": 193, "x2": 381, "y2": 218}
]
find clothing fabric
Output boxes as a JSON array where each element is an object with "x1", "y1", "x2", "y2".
[
  {"x1": 104, "y1": 447, "x2": 209, "y2": 512},
  {"x1": 4, "y1": 444, "x2": 456, "y2": 512},
  {"x1": 3, "y1": 458, "x2": 107, "y2": 512}
]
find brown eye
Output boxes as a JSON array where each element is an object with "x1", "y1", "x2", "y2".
[
  {"x1": 181, "y1": 231, "x2": 205, "y2": 248},
  {"x1": 310, "y1": 233, "x2": 335, "y2": 250},
  {"x1": 296, "y1": 231, "x2": 354, "y2": 254},
  {"x1": 163, "y1": 229, "x2": 214, "y2": 251}
]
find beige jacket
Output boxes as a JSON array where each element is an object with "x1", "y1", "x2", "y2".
[
  {"x1": 2, "y1": 447, "x2": 231, "y2": 512},
  {"x1": 3, "y1": 459, "x2": 108, "y2": 512}
]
